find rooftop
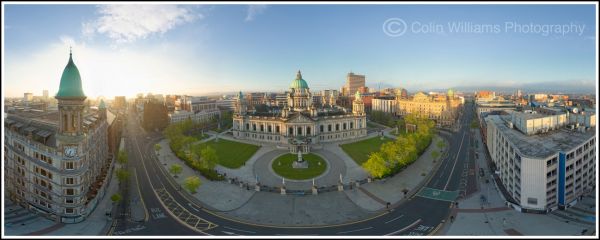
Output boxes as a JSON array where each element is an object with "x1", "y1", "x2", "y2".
[{"x1": 487, "y1": 114, "x2": 595, "y2": 159}]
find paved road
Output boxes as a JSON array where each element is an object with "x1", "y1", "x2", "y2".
[{"x1": 113, "y1": 101, "x2": 475, "y2": 236}]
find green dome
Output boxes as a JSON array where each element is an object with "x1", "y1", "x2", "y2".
[
  {"x1": 290, "y1": 70, "x2": 309, "y2": 89},
  {"x1": 98, "y1": 99, "x2": 106, "y2": 109},
  {"x1": 56, "y1": 51, "x2": 86, "y2": 99},
  {"x1": 447, "y1": 89, "x2": 454, "y2": 98}
]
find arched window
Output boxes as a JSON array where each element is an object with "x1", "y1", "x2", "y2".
[
  {"x1": 320, "y1": 125, "x2": 324, "y2": 133},
  {"x1": 297, "y1": 127, "x2": 302, "y2": 135},
  {"x1": 289, "y1": 127, "x2": 293, "y2": 135},
  {"x1": 307, "y1": 127, "x2": 311, "y2": 135}
]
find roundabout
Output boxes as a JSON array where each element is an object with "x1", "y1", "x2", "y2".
[{"x1": 271, "y1": 153, "x2": 328, "y2": 180}]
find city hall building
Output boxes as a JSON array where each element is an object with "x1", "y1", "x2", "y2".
[
  {"x1": 232, "y1": 71, "x2": 367, "y2": 153},
  {"x1": 4, "y1": 51, "x2": 113, "y2": 223}
]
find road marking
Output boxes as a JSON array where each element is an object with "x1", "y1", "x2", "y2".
[
  {"x1": 385, "y1": 219, "x2": 422, "y2": 236},
  {"x1": 132, "y1": 169, "x2": 149, "y2": 222},
  {"x1": 444, "y1": 132, "x2": 466, "y2": 190},
  {"x1": 337, "y1": 226, "x2": 373, "y2": 234},
  {"x1": 221, "y1": 231, "x2": 240, "y2": 235},
  {"x1": 223, "y1": 226, "x2": 256, "y2": 234},
  {"x1": 187, "y1": 203, "x2": 199, "y2": 212},
  {"x1": 384, "y1": 215, "x2": 404, "y2": 224}
]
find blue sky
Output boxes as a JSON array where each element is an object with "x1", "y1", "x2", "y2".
[{"x1": 3, "y1": 3, "x2": 597, "y2": 99}]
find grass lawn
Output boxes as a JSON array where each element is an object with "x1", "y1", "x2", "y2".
[
  {"x1": 340, "y1": 136, "x2": 393, "y2": 165},
  {"x1": 271, "y1": 153, "x2": 327, "y2": 180},
  {"x1": 389, "y1": 129, "x2": 408, "y2": 137},
  {"x1": 195, "y1": 139, "x2": 260, "y2": 169}
]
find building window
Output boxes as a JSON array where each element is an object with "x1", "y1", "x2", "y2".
[
  {"x1": 320, "y1": 125, "x2": 324, "y2": 133},
  {"x1": 66, "y1": 161, "x2": 75, "y2": 170},
  {"x1": 328, "y1": 125, "x2": 332, "y2": 132},
  {"x1": 65, "y1": 177, "x2": 75, "y2": 185},
  {"x1": 276, "y1": 126, "x2": 280, "y2": 133},
  {"x1": 65, "y1": 198, "x2": 74, "y2": 204},
  {"x1": 65, "y1": 208, "x2": 74, "y2": 214},
  {"x1": 65, "y1": 188, "x2": 74, "y2": 195},
  {"x1": 527, "y1": 198, "x2": 537, "y2": 205},
  {"x1": 268, "y1": 125, "x2": 272, "y2": 133},
  {"x1": 245, "y1": 123, "x2": 250, "y2": 130},
  {"x1": 350, "y1": 122, "x2": 354, "y2": 129},
  {"x1": 289, "y1": 127, "x2": 293, "y2": 135},
  {"x1": 307, "y1": 127, "x2": 311, "y2": 135},
  {"x1": 343, "y1": 123, "x2": 347, "y2": 130},
  {"x1": 260, "y1": 125, "x2": 264, "y2": 132},
  {"x1": 252, "y1": 124, "x2": 256, "y2": 131},
  {"x1": 297, "y1": 127, "x2": 302, "y2": 135}
]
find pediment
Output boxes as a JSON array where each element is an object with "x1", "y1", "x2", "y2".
[{"x1": 286, "y1": 112, "x2": 314, "y2": 123}]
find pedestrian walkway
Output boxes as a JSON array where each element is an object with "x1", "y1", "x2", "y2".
[{"x1": 4, "y1": 198, "x2": 56, "y2": 236}]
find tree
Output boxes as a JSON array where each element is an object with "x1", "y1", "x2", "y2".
[
  {"x1": 116, "y1": 168, "x2": 130, "y2": 183},
  {"x1": 170, "y1": 164, "x2": 182, "y2": 178},
  {"x1": 117, "y1": 150, "x2": 128, "y2": 165},
  {"x1": 431, "y1": 151, "x2": 440, "y2": 160},
  {"x1": 111, "y1": 193, "x2": 122, "y2": 203},
  {"x1": 436, "y1": 140, "x2": 446, "y2": 150},
  {"x1": 362, "y1": 152, "x2": 389, "y2": 178},
  {"x1": 154, "y1": 143, "x2": 162, "y2": 155},
  {"x1": 183, "y1": 176, "x2": 202, "y2": 193},
  {"x1": 200, "y1": 146, "x2": 218, "y2": 170}
]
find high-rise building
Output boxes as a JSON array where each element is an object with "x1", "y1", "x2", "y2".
[
  {"x1": 24, "y1": 92, "x2": 33, "y2": 102},
  {"x1": 5, "y1": 50, "x2": 113, "y2": 223},
  {"x1": 342, "y1": 72, "x2": 365, "y2": 96},
  {"x1": 113, "y1": 96, "x2": 127, "y2": 110}
]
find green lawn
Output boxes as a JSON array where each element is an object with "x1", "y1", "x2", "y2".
[
  {"x1": 271, "y1": 153, "x2": 327, "y2": 180},
  {"x1": 340, "y1": 136, "x2": 393, "y2": 165},
  {"x1": 195, "y1": 139, "x2": 260, "y2": 169}
]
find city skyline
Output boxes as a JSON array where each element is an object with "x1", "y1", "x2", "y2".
[{"x1": 3, "y1": 3, "x2": 597, "y2": 99}]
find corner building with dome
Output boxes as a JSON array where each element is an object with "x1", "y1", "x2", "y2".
[
  {"x1": 4, "y1": 50, "x2": 112, "y2": 223},
  {"x1": 232, "y1": 71, "x2": 367, "y2": 153}
]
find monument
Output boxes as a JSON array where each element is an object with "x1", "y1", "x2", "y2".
[{"x1": 292, "y1": 149, "x2": 309, "y2": 168}]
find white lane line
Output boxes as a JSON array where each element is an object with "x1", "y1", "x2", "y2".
[
  {"x1": 223, "y1": 226, "x2": 256, "y2": 234},
  {"x1": 187, "y1": 203, "x2": 199, "y2": 212},
  {"x1": 337, "y1": 226, "x2": 373, "y2": 234},
  {"x1": 385, "y1": 215, "x2": 404, "y2": 224},
  {"x1": 444, "y1": 132, "x2": 466, "y2": 191},
  {"x1": 221, "y1": 231, "x2": 240, "y2": 235},
  {"x1": 385, "y1": 219, "x2": 422, "y2": 236}
]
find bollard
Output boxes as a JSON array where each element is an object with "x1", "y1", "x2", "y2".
[
  {"x1": 280, "y1": 187, "x2": 286, "y2": 195},
  {"x1": 312, "y1": 186, "x2": 318, "y2": 195},
  {"x1": 255, "y1": 184, "x2": 260, "y2": 192},
  {"x1": 337, "y1": 184, "x2": 344, "y2": 191}
]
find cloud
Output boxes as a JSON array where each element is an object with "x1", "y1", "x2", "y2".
[
  {"x1": 245, "y1": 5, "x2": 268, "y2": 22},
  {"x1": 83, "y1": 5, "x2": 201, "y2": 43}
]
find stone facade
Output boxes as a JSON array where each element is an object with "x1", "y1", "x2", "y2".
[{"x1": 232, "y1": 71, "x2": 367, "y2": 150}]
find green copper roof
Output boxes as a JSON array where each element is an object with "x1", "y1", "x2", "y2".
[
  {"x1": 355, "y1": 90, "x2": 361, "y2": 100},
  {"x1": 290, "y1": 70, "x2": 309, "y2": 89},
  {"x1": 98, "y1": 99, "x2": 106, "y2": 109},
  {"x1": 56, "y1": 50, "x2": 86, "y2": 99}
]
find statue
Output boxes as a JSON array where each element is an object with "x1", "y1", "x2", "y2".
[{"x1": 297, "y1": 150, "x2": 303, "y2": 162}]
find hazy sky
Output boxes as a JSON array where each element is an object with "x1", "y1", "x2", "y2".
[{"x1": 3, "y1": 3, "x2": 597, "y2": 99}]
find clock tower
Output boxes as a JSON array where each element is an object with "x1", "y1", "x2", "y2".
[{"x1": 55, "y1": 48, "x2": 86, "y2": 158}]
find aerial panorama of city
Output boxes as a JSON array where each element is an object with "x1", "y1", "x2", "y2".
[{"x1": 1, "y1": 1, "x2": 598, "y2": 239}]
